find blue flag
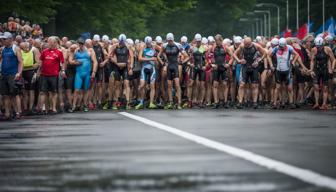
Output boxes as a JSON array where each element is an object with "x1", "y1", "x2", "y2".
[
  {"x1": 80, "y1": 32, "x2": 91, "y2": 40},
  {"x1": 308, "y1": 22, "x2": 314, "y2": 33},
  {"x1": 315, "y1": 17, "x2": 334, "y2": 35}
]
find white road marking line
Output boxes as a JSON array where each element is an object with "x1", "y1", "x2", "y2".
[{"x1": 119, "y1": 112, "x2": 336, "y2": 191}]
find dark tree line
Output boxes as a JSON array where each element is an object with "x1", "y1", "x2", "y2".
[{"x1": 1, "y1": 0, "x2": 334, "y2": 39}]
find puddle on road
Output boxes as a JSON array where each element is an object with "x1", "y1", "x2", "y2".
[
  {"x1": 0, "y1": 172, "x2": 325, "y2": 192},
  {"x1": 299, "y1": 125, "x2": 331, "y2": 129}
]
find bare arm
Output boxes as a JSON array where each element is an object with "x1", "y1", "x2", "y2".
[
  {"x1": 326, "y1": 47, "x2": 335, "y2": 73},
  {"x1": 158, "y1": 45, "x2": 167, "y2": 62},
  {"x1": 90, "y1": 48, "x2": 98, "y2": 76},
  {"x1": 157, "y1": 46, "x2": 167, "y2": 64},
  {"x1": 155, "y1": 45, "x2": 164, "y2": 65},
  {"x1": 15, "y1": 47, "x2": 23, "y2": 78},
  {"x1": 255, "y1": 43, "x2": 266, "y2": 60},
  {"x1": 68, "y1": 50, "x2": 78, "y2": 65},
  {"x1": 127, "y1": 46, "x2": 134, "y2": 70},
  {"x1": 267, "y1": 48, "x2": 275, "y2": 70},
  {"x1": 233, "y1": 45, "x2": 243, "y2": 63},
  {"x1": 291, "y1": 49, "x2": 300, "y2": 66},
  {"x1": 263, "y1": 48, "x2": 268, "y2": 69},
  {"x1": 100, "y1": 47, "x2": 109, "y2": 67},
  {"x1": 181, "y1": 50, "x2": 189, "y2": 64},
  {"x1": 109, "y1": 44, "x2": 117, "y2": 64},
  {"x1": 310, "y1": 48, "x2": 316, "y2": 72},
  {"x1": 297, "y1": 56, "x2": 307, "y2": 71},
  {"x1": 226, "y1": 45, "x2": 234, "y2": 66},
  {"x1": 32, "y1": 47, "x2": 41, "y2": 70}
]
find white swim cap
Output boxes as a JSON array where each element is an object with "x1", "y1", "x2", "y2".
[
  {"x1": 194, "y1": 33, "x2": 202, "y2": 42},
  {"x1": 155, "y1": 36, "x2": 162, "y2": 43}
]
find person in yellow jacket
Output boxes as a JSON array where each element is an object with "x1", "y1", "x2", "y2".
[{"x1": 20, "y1": 42, "x2": 40, "y2": 114}]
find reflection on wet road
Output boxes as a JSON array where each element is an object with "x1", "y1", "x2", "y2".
[{"x1": 1, "y1": 110, "x2": 335, "y2": 192}]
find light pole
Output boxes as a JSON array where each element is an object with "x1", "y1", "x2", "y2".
[
  {"x1": 254, "y1": 10, "x2": 271, "y2": 37},
  {"x1": 239, "y1": 18, "x2": 254, "y2": 38},
  {"x1": 255, "y1": 3, "x2": 280, "y2": 35},
  {"x1": 255, "y1": 19, "x2": 259, "y2": 36},
  {"x1": 323, "y1": 0, "x2": 325, "y2": 30},
  {"x1": 259, "y1": 17, "x2": 263, "y2": 36},
  {"x1": 296, "y1": 0, "x2": 299, "y2": 30},
  {"x1": 307, "y1": 0, "x2": 310, "y2": 33},
  {"x1": 246, "y1": 12, "x2": 260, "y2": 37},
  {"x1": 239, "y1": 17, "x2": 259, "y2": 38},
  {"x1": 252, "y1": 23, "x2": 255, "y2": 38},
  {"x1": 254, "y1": 11, "x2": 267, "y2": 37},
  {"x1": 287, "y1": 0, "x2": 289, "y2": 29}
]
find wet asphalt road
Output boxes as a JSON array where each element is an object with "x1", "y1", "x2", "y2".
[{"x1": 0, "y1": 109, "x2": 336, "y2": 192}]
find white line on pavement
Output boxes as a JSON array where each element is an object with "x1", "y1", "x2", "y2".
[{"x1": 119, "y1": 112, "x2": 336, "y2": 191}]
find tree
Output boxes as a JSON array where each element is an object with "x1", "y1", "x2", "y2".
[
  {"x1": 0, "y1": 0, "x2": 59, "y2": 23},
  {"x1": 148, "y1": 0, "x2": 255, "y2": 39},
  {"x1": 53, "y1": 0, "x2": 196, "y2": 39}
]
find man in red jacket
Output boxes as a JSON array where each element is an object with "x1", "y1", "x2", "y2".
[{"x1": 39, "y1": 36, "x2": 65, "y2": 114}]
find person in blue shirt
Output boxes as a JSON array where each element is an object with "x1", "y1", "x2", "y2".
[{"x1": 0, "y1": 32, "x2": 23, "y2": 120}]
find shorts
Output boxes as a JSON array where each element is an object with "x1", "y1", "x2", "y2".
[
  {"x1": 258, "y1": 63, "x2": 265, "y2": 74},
  {"x1": 74, "y1": 72, "x2": 91, "y2": 90},
  {"x1": 240, "y1": 65, "x2": 259, "y2": 84},
  {"x1": 104, "y1": 63, "x2": 113, "y2": 83},
  {"x1": 205, "y1": 69, "x2": 212, "y2": 82},
  {"x1": 58, "y1": 72, "x2": 64, "y2": 91},
  {"x1": 213, "y1": 67, "x2": 228, "y2": 82},
  {"x1": 96, "y1": 66, "x2": 105, "y2": 83},
  {"x1": 22, "y1": 70, "x2": 36, "y2": 90},
  {"x1": 0, "y1": 75, "x2": 21, "y2": 96},
  {"x1": 275, "y1": 70, "x2": 292, "y2": 85},
  {"x1": 167, "y1": 65, "x2": 179, "y2": 80},
  {"x1": 313, "y1": 68, "x2": 329, "y2": 86},
  {"x1": 190, "y1": 67, "x2": 206, "y2": 81},
  {"x1": 294, "y1": 68, "x2": 306, "y2": 84},
  {"x1": 40, "y1": 76, "x2": 58, "y2": 93},
  {"x1": 128, "y1": 71, "x2": 141, "y2": 81},
  {"x1": 113, "y1": 65, "x2": 128, "y2": 81},
  {"x1": 64, "y1": 68, "x2": 76, "y2": 90},
  {"x1": 140, "y1": 67, "x2": 156, "y2": 83}
]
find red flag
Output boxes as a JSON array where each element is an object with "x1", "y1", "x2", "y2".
[
  {"x1": 297, "y1": 24, "x2": 308, "y2": 40},
  {"x1": 284, "y1": 29, "x2": 292, "y2": 38}
]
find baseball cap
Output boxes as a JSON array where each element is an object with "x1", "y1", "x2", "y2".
[{"x1": 0, "y1": 32, "x2": 13, "y2": 39}]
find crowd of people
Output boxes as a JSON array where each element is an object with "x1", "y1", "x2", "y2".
[
  {"x1": 1, "y1": 20, "x2": 336, "y2": 121},
  {"x1": 0, "y1": 17, "x2": 43, "y2": 39}
]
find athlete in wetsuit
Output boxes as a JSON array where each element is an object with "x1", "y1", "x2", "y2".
[
  {"x1": 310, "y1": 37, "x2": 335, "y2": 110},
  {"x1": 69, "y1": 38, "x2": 97, "y2": 112}
]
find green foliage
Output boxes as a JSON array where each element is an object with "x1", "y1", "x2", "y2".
[
  {"x1": 148, "y1": 0, "x2": 255, "y2": 39},
  {"x1": 53, "y1": 0, "x2": 196, "y2": 38},
  {"x1": 9, "y1": 0, "x2": 336, "y2": 38},
  {"x1": 0, "y1": 0, "x2": 59, "y2": 23}
]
